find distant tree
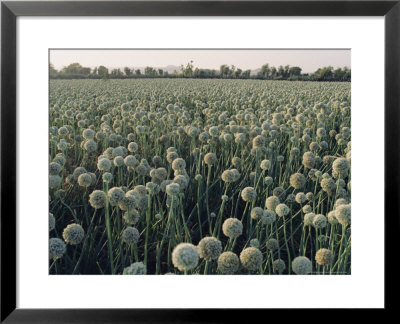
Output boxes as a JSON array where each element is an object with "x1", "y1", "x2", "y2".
[
  {"x1": 181, "y1": 61, "x2": 194, "y2": 77},
  {"x1": 124, "y1": 67, "x2": 132, "y2": 76},
  {"x1": 49, "y1": 63, "x2": 58, "y2": 78},
  {"x1": 313, "y1": 66, "x2": 334, "y2": 81},
  {"x1": 234, "y1": 68, "x2": 242, "y2": 78},
  {"x1": 261, "y1": 64, "x2": 270, "y2": 79},
  {"x1": 289, "y1": 66, "x2": 302, "y2": 76},
  {"x1": 158, "y1": 69, "x2": 164, "y2": 76},
  {"x1": 135, "y1": 69, "x2": 141, "y2": 76},
  {"x1": 98, "y1": 65, "x2": 109, "y2": 78},
  {"x1": 270, "y1": 67, "x2": 277, "y2": 78},
  {"x1": 242, "y1": 70, "x2": 251, "y2": 78}
]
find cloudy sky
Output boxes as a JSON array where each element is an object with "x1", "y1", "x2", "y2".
[{"x1": 50, "y1": 49, "x2": 350, "y2": 73}]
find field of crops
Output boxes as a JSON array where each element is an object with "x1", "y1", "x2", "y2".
[{"x1": 49, "y1": 79, "x2": 351, "y2": 275}]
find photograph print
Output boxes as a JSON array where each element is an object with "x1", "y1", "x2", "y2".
[{"x1": 48, "y1": 49, "x2": 351, "y2": 275}]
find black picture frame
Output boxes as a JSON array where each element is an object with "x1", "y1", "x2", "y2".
[{"x1": 1, "y1": 0, "x2": 399, "y2": 322}]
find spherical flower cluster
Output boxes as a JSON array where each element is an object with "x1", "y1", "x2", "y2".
[
  {"x1": 327, "y1": 210, "x2": 338, "y2": 225},
  {"x1": 250, "y1": 238, "x2": 260, "y2": 248},
  {"x1": 241, "y1": 187, "x2": 257, "y2": 202},
  {"x1": 302, "y1": 151, "x2": 316, "y2": 169},
  {"x1": 222, "y1": 218, "x2": 243, "y2": 239},
  {"x1": 123, "y1": 209, "x2": 140, "y2": 225},
  {"x1": 266, "y1": 238, "x2": 279, "y2": 251},
  {"x1": 78, "y1": 173, "x2": 92, "y2": 187},
  {"x1": 304, "y1": 213, "x2": 315, "y2": 226},
  {"x1": 332, "y1": 157, "x2": 349, "y2": 179},
  {"x1": 289, "y1": 173, "x2": 306, "y2": 190},
  {"x1": 271, "y1": 259, "x2": 286, "y2": 274},
  {"x1": 172, "y1": 243, "x2": 199, "y2": 272},
  {"x1": 82, "y1": 128, "x2": 95, "y2": 140},
  {"x1": 127, "y1": 142, "x2": 138, "y2": 153},
  {"x1": 295, "y1": 192, "x2": 306, "y2": 204},
  {"x1": 260, "y1": 159, "x2": 271, "y2": 171},
  {"x1": 171, "y1": 158, "x2": 186, "y2": 171},
  {"x1": 97, "y1": 158, "x2": 112, "y2": 172},
  {"x1": 312, "y1": 214, "x2": 327, "y2": 229},
  {"x1": 89, "y1": 190, "x2": 107, "y2": 209},
  {"x1": 221, "y1": 169, "x2": 240, "y2": 183},
  {"x1": 260, "y1": 210, "x2": 276, "y2": 225},
  {"x1": 166, "y1": 183, "x2": 180, "y2": 196},
  {"x1": 335, "y1": 204, "x2": 351, "y2": 226},
  {"x1": 102, "y1": 172, "x2": 113, "y2": 184},
  {"x1": 121, "y1": 227, "x2": 140, "y2": 244},
  {"x1": 217, "y1": 252, "x2": 240, "y2": 274},
  {"x1": 197, "y1": 236, "x2": 222, "y2": 261},
  {"x1": 108, "y1": 187, "x2": 125, "y2": 206},
  {"x1": 250, "y1": 207, "x2": 264, "y2": 220},
  {"x1": 240, "y1": 247, "x2": 263, "y2": 271},
  {"x1": 204, "y1": 152, "x2": 217, "y2": 165},
  {"x1": 292, "y1": 256, "x2": 312, "y2": 275},
  {"x1": 49, "y1": 175, "x2": 62, "y2": 189},
  {"x1": 49, "y1": 238, "x2": 66, "y2": 259},
  {"x1": 62, "y1": 223, "x2": 85, "y2": 245},
  {"x1": 265, "y1": 196, "x2": 280, "y2": 211},
  {"x1": 84, "y1": 139, "x2": 98, "y2": 153},
  {"x1": 264, "y1": 176, "x2": 273, "y2": 186},
  {"x1": 123, "y1": 262, "x2": 147, "y2": 275},
  {"x1": 49, "y1": 162, "x2": 62, "y2": 175},
  {"x1": 315, "y1": 248, "x2": 334, "y2": 266},
  {"x1": 275, "y1": 203, "x2": 290, "y2": 217},
  {"x1": 124, "y1": 155, "x2": 138, "y2": 168}
]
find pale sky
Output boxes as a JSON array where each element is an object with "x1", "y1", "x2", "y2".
[{"x1": 50, "y1": 49, "x2": 350, "y2": 73}]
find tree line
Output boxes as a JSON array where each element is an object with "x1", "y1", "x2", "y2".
[{"x1": 50, "y1": 61, "x2": 351, "y2": 81}]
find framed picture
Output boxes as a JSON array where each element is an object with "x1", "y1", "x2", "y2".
[{"x1": 1, "y1": 0, "x2": 398, "y2": 321}]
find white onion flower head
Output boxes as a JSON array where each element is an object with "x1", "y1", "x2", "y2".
[
  {"x1": 62, "y1": 223, "x2": 85, "y2": 245},
  {"x1": 204, "y1": 152, "x2": 217, "y2": 165},
  {"x1": 250, "y1": 238, "x2": 260, "y2": 248},
  {"x1": 217, "y1": 252, "x2": 240, "y2": 274},
  {"x1": 273, "y1": 259, "x2": 286, "y2": 274},
  {"x1": 260, "y1": 210, "x2": 276, "y2": 225},
  {"x1": 49, "y1": 238, "x2": 66, "y2": 259},
  {"x1": 292, "y1": 256, "x2": 312, "y2": 275},
  {"x1": 197, "y1": 237, "x2": 222, "y2": 261},
  {"x1": 304, "y1": 213, "x2": 315, "y2": 226},
  {"x1": 222, "y1": 218, "x2": 243, "y2": 239},
  {"x1": 241, "y1": 187, "x2": 257, "y2": 202},
  {"x1": 265, "y1": 196, "x2": 280, "y2": 211},
  {"x1": 89, "y1": 190, "x2": 107, "y2": 209},
  {"x1": 260, "y1": 159, "x2": 271, "y2": 171},
  {"x1": 108, "y1": 187, "x2": 125, "y2": 206},
  {"x1": 123, "y1": 262, "x2": 147, "y2": 275},
  {"x1": 97, "y1": 158, "x2": 112, "y2": 172},
  {"x1": 327, "y1": 211, "x2": 338, "y2": 225},
  {"x1": 49, "y1": 175, "x2": 62, "y2": 189},
  {"x1": 102, "y1": 172, "x2": 113, "y2": 184},
  {"x1": 240, "y1": 247, "x2": 263, "y2": 271},
  {"x1": 289, "y1": 173, "x2": 306, "y2": 190},
  {"x1": 335, "y1": 204, "x2": 351, "y2": 226},
  {"x1": 275, "y1": 203, "x2": 290, "y2": 217},
  {"x1": 313, "y1": 214, "x2": 327, "y2": 229},
  {"x1": 121, "y1": 227, "x2": 140, "y2": 244},
  {"x1": 250, "y1": 207, "x2": 264, "y2": 220},
  {"x1": 78, "y1": 173, "x2": 92, "y2": 187},
  {"x1": 171, "y1": 158, "x2": 186, "y2": 171},
  {"x1": 172, "y1": 243, "x2": 199, "y2": 272},
  {"x1": 295, "y1": 192, "x2": 307, "y2": 204},
  {"x1": 315, "y1": 248, "x2": 334, "y2": 266}
]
